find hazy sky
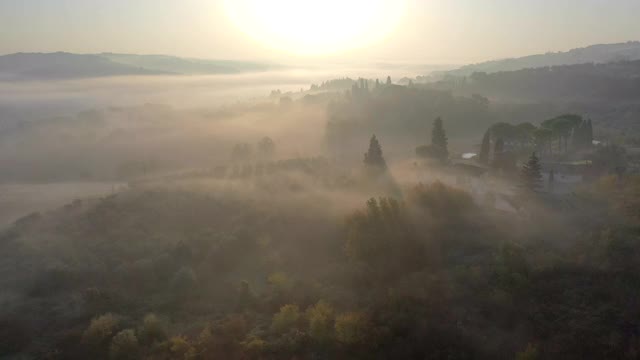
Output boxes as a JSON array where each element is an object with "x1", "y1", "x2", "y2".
[{"x1": 1, "y1": 0, "x2": 639, "y2": 64}]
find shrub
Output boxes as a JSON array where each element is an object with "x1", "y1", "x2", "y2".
[
  {"x1": 166, "y1": 336, "x2": 194, "y2": 359},
  {"x1": 243, "y1": 337, "x2": 268, "y2": 357},
  {"x1": 334, "y1": 312, "x2": 370, "y2": 346},
  {"x1": 83, "y1": 313, "x2": 121, "y2": 347},
  {"x1": 268, "y1": 272, "x2": 293, "y2": 293},
  {"x1": 170, "y1": 267, "x2": 198, "y2": 292},
  {"x1": 138, "y1": 313, "x2": 167, "y2": 345},
  {"x1": 306, "y1": 300, "x2": 334, "y2": 343},
  {"x1": 109, "y1": 329, "x2": 140, "y2": 360},
  {"x1": 271, "y1": 304, "x2": 301, "y2": 333}
]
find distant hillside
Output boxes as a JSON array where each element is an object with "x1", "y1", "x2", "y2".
[
  {"x1": 0, "y1": 52, "x2": 164, "y2": 81},
  {"x1": 101, "y1": 53, "x2": 276, "y2": 75},
  {"x1": 427, "y1": 60, "x2": 640, "y2": 102},
  {"x1": 0, "y1": 52, "x2": 278, "y2": 81},
  {"x1": 434, "y1": 41, "x2": 640, "y2": 78}
]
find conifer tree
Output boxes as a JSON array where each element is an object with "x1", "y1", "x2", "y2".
[
  {"x1": 386, "y1": 76, "x2": 392, "y2": 85},
  {"x1": 521, "y1": 152, "x2": 543, "y2": 193},
  {"x1": 478, "y1": 130, "x2": 491, "y2": 165},
  {"x1": 431, "y1": 117, "x2": 449, "y2": 161},
  {"x1": 364, "y1": 135, "x2": 387, "y2": 170}
]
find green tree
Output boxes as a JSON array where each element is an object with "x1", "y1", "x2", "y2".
[
  {"x1": 533, "y1": 127, "x2": 553, "y2": 156},
  {"x1": 542, "y1": 114, "x2": 583, "y2": 153},
  {"x1": 478, "y1": 129, "x2": 491, "y2": 165},
  {"x1": 268, "y1": 271, "x2": 293, "y2": 294},
  {"x1": 138, "y1": 314, "x2": 167, "y2": 345},
  {"x1": 364, "y1": 135, "x2": 387, "y2": 170},
  {"x1": 306, "y1": 300, "x2": 335, "y2": 343},
  {"x1": 521, "y1": 152, "x2": 543, "y2": 193},
  {"x1": 334, "y1": 312, "x2": 370, "y2": 346},
  {"x1": 345, "y1": 197, "x2": 426, "y2": 279},
  {"x1": 165, "y1": 336, "x2": 194, "y2": 359},
  {"x1": 109, "y1": 329, "x2": 140, "y2": 360},
  {"x1": 431, "y1": 117, "x2": 449, "y2": 161},
  {"x1": 515, "y1": 122, "x2": 537, "y2": 148},
  {"x1": 83, "y1": 313, "x2": 121, "y2": 348},
  {"x1": 271, "y1": 304, "x2": 302, "y2": 334},
  {"x1": 231, "y1": 143, "x2": 252, "y2": 162},
  {"x1": 258, "y1": 136, "x2": 276, "y2": 158}
]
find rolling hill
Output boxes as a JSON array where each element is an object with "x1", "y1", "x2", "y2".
[
  {"x1": 0, "y1": 52, "x2": 278, "y2": 81},
  {"x1": 433, "y1": 41, "x2": 640, "y2": 78}
]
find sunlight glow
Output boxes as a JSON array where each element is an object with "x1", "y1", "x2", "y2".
[{"x1": 224, "y1": 0, "x2": 406, "y2": 56}]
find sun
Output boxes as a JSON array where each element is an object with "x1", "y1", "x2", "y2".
[{"x1": 224, "y1": 0, "x2": 406, "y2": 56}]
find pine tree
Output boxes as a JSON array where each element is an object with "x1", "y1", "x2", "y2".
[
  {"x1": 431, "y1": 117, "x2": 449, "y2": 161},
  {"x1": 521, "y1": 152, "x2": 543, "y2": 193},
  {"x1": 386, "y1": 76, "x2": 392, "y2": 86},
  {"x1": 364, "y1": 135, "x2": 387, "y2": 170},
  {"x1": 478, "y1": 130, "x2": 491, "y2": 165}
]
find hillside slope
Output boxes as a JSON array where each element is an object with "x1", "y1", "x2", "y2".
[
  {"x1": 437, "y1": 41, "x2": 640, "y2": 77},
  {"x1": 0, "y1": 52, "x2": 165, "y2": 80}
]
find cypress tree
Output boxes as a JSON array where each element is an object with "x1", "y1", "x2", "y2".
[
  {"x1": 431, "y1": 117, "x2": 449, "y2": 161},
  {"x1": 521, "y1": 152, "x2": 543, "y2": 193},
  {"x1": 478, "y1": 130, "x2": 491, "y2": 165},
  {"x1": 364, "y1": 135, "x2": 387, "y2": 170}
]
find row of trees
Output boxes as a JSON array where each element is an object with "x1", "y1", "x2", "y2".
[
  {"x1": 478, "y1": 115, "x2": 594, "y2": 164},
  {"x1": 364, "y1": 115, "x2": 546, "y2": 196},
  {"x1": 231, "y1": 137, "x2": 276, "y2": 163}
]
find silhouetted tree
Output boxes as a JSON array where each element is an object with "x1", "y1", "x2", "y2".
[
  {"x1": 478, "y1": 130, "x2": 491, "y2": 165},
  {"x1": 232, "y1": 143, "x2": 252, "y2": 162},
  {"x1": 364, "y1": 135, "x2": 386, "y2": 170},
  {"x1": 258, "y1": 137, "x2": 276, "y2": 158},
  {"x1": 431, "y1": 117, "x2": 449, "y2": 162},
  {"x1": 533, "y1": 127, "x2": 553, "y2": 156},
  {"x1": 521, "y1": 152, "x2": 543, "y2": 193},
  {"x1": 542, "y1": 114, "x2": 582, "y2": 153},
  {"x1": 386, "y1": 76, "x2": 392, "y2": 85}
]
